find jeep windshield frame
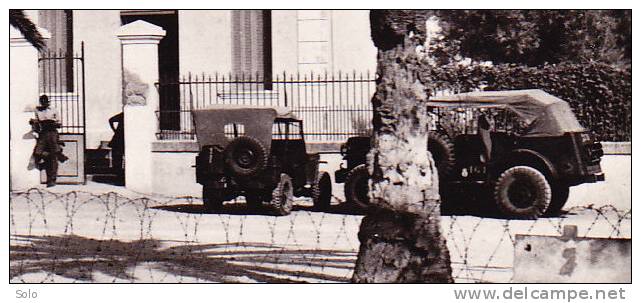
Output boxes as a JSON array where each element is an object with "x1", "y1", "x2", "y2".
[{"x1": 428, "y1": 89, "x2": 586, "y2": 137}]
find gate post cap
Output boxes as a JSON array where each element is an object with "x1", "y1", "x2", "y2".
[{"x1": 116, "y1": 20, "x2": 166, "y2": 44}]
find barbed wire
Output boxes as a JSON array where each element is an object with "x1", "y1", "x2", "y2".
[{"x1": 9, "y1": 188, "x2": 631, "y2": 283}]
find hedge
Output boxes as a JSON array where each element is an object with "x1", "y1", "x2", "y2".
[{"x1": 420, "y1": 62, "x2": 632, "y2": 141}]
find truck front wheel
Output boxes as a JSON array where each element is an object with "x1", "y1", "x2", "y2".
[
  {"x1": 494, "y1": 166, "x2": 551, "y2": 219},
  {"x1": 312, "y1": 171, "x2": 332, "y2": 211},
  {"x1": 344, "y1": 164, "x2": 370, "y2": 209}
]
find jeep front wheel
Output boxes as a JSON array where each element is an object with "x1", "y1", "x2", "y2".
[
  {"x1": 270, "y1": 174, "x2": 294, "y2": 216},
  {"x1": 203, "y1": 186, "x2": 224, "y2": 212},
  {"x1": 494, "y1": 166, "x2": 551, "y2": 219},
  {"x1": 344, "y1": 164, "x2": 370, "y2": 209},
  {"x1": 312, "y1": 171, "x2": 332, "y2": 211}
]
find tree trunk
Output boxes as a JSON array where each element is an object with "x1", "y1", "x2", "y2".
[{"x1": 352, "y1": 10, "x2": 453, "y2": 283}]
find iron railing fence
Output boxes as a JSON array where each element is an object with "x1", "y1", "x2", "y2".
[
  {"x1": 155, "y1": 71, "x2": 376, "y2": 142},
  {"x1": 37, "y1": 42, "x2": 86, "y2": 135}
]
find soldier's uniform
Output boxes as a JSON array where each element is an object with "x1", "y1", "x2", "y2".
[{"x1": 32, "y1": 105, "x2": 67, "y2": 187}]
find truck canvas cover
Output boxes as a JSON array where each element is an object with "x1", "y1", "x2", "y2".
[{"x1": 428, "y1": 89, "x2": 585, "y2": 136}]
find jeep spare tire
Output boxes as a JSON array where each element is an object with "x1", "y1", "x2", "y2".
[
  {"x1": 344, "y1": 164, "x2": 370, "y2": 209},
  {"x1": 494, "y1": 166, "x2": 551, "y2": 219},
  {"x1": 224, "y1": 136, "x2": 268, "y2": 177},
  {"x1": 427, "y1": 131, "x2": 456, "y2": 181}
]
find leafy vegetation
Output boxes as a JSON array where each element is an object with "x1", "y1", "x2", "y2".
[
  {"x1": 432, "y1": 10, "x2": 631, "y2": 68},
  {"x1": 420, "y1": 61, "x2": 631, "y2": 141}
]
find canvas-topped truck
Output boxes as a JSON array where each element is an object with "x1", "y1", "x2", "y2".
[
  {"x1": 192, "y1": 105, "x2": 332, "y2": 215},
  {"x1": 335, "y1": 89, "x2": 605, "y2": 219}
]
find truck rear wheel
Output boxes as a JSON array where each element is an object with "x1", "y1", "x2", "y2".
[
  {"x1": 344, "y1": 164, "x2": 370, "y2": 209},
  {"x1": 494, "y1": 166, "x2": 551, "y2": 219},
  {"x1": 312, "y1": 171, "x2": 332, "y2": 211}
]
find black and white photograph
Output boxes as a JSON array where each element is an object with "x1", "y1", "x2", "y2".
[{"x1": 7, "y1": 4, "x2": 634, "y2": 302}]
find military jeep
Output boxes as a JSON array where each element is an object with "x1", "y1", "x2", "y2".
[
  {"x1": 335, "y1": 89, "x2": 605, "y2": 219},
  {"x1": 192, "y1": 105, "x2": 332, "y2": 215}
]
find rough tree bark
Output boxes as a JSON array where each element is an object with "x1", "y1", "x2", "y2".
[{"x1": 351, "y1": 10, "x2": 453, "y2": 283}]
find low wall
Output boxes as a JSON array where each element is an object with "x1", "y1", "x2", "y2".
[
  {"x1": 149, "y1": 141, "x2": 343, "y2": 197},
  {"x1": 148, "y1": 141, "x2": 630, "y2": 197},
  {"x1": 151, "y1": 141, "x2": 200, "y2": 197},
  {"x1": 601, "y1": 142, "x2": 631, "y2": 155}
]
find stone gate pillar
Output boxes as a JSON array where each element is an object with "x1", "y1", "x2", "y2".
[
  {"x1": 10, "y1": 26, "x2": 50, "y2": 191},
  {"x1": 116, "y1": 21, "x2": 165, "y2": 194}
]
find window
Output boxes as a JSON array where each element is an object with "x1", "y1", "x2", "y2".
[
  {"x1": 224, "y1": 123, "x2": 246, "y2": 139},
  {"x1": 231, "y1": 10, "x2": 272, "y2": 89},
  {"x1": 273, "y1": 121, "x2": 303, "y2": 140},
  {"x1": 38, "y1": 10, "x2": 74, "y2": 92}
]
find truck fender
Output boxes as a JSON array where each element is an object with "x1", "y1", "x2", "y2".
[{"x1": 495, "y1": 149, "x2": 558, "y2": 181}]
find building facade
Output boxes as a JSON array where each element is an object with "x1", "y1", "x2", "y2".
[{"x1": 29, "y1": 9, "x2": 377, "y2": 149}]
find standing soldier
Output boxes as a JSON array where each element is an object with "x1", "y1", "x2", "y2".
[{"x1": 30, "y1": 95, "x2": 67, "y2": 187}]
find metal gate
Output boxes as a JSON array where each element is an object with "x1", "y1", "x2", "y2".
[{"x1": 38, "y1": 42, "x2": 86, "y2": 184}]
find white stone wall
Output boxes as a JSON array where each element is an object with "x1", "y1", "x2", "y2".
[
  {"x1": 330, "y1": 10, "x2": 377, "y2": 74},
  {"x1": 10, "y1": 26, "x2": 51, "y2": 190},
  {"x1": 33, "y1": 9, "x2": 376, "y2": 149},
  {"x1": 178, "y1": 10, "x2": 233, "y2": 76},
  {"x1": 71, "y1": 10, "x2": 123, "y2": 149},
  {"x1": 272, "y1": 10, "x2": 376, "y2": 75}
]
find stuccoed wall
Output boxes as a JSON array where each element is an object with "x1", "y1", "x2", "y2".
[
  {"x1": 178, "y1": 10, "x2": 233, "y2": 76},
  {"x1": 73, "y1": 10, "x2": 123, "y2": 149}
]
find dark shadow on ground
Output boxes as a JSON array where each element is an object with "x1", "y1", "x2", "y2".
[
  {"x1": 88, "y1": 174, "x2": 125, "y2": 186},
  {"x1": 439, "y1": 184, "x2": 571, "y2": 219},
  {"x1": 10, "y1": 234, "x2": 355, "y2": 283},
  {"x1": 153, "y1": 200, "x2": 368, "y2": 216},
  {"x1": 152, "y1": 187, "x2": 571, "y2": 220}
]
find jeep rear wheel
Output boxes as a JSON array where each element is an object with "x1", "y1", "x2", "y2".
[
  {"x1": 203, "y1": 186, "x2": 224, "y2": 212},
  {"x1": 494, "y1": 166, "x2": 551, "y2": 219},
  {"x1": 270, "y1": 174, "x2": 294, "y2": 216},
  {"x1": 312, "y1": 171, "x2": 332, "y2": 211},
  {"x1": 345, "y1": 164, "x2": 370, "y2": 209},
  {"x1": 224, "y1": 136, "x2": 268, "y2": 177},
  {"x1": 427, "y1": 131, "x2": 456, "y2": 181}
]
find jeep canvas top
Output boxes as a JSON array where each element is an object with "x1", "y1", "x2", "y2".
[
  {"x1": 428, "y1": 89, "x2": 586, "y2": 137},
  {"x1": 192, "y1": 104, "x2": 299, "y2": 151}
]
